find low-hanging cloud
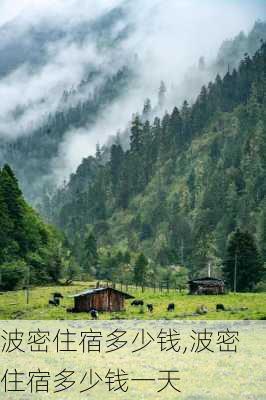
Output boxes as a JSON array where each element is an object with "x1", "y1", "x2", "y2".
[
  {"x1": 0, "y1": 0, "x2": 265, "y2": 186},
  {"x1": 0, "y1": 39, "x2": 107, "y2": 138}
]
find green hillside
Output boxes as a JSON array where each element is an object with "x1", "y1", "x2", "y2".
[
  {"x1": 48, "y1": 42, "x2": 266, "y2": 289},
  {"x1": 0, "y1": 164, "x2": 70, "y2": 290}
]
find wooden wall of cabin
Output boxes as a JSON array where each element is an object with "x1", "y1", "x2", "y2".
[{"x1": 74, "y1": 290, "x2": 125, "y2": 312}]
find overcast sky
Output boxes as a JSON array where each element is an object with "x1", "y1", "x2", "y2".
[
  {"x1": 0, "y1": 0, "x2": 264, "y2": 27},
  {"x1": 0, "y1": 0, "x2": 121, "y2": 26}
]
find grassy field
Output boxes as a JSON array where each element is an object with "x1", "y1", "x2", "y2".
[{"x1": 0, "y1": 282, "x2": 265, "y2": 320}]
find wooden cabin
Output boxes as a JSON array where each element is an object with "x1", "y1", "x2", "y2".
[
  {"x1": 71, "y1": 287, "x2": 134, "y2": 312},
  {"x1": 188, "y1": 277, "x2": 225, "y2": 295}
]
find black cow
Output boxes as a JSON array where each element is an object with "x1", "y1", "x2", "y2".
[
  {"x1": 53, "y1": 292, "x2": 64, "y2": 299},
  {"x1": 216, "y1": 304, "x2": 225, "y2": 311},
  {"x1": 90, "y1": 309, "x2": 99, "y2": 320},
  {"x1": 147, "y1": 304, "x2": 153, "y2": 312},
  {"x1": 49, "y1": 298, "x2": 59, "y2": 306},
  {"x1": 167, "y1": 303, "x2": 175, "y2": 311},
  {"x1": 131, "y1": 300, "x2": 144, "y2": 306}
]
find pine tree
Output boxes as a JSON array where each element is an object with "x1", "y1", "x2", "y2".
[
  {"x1": 0, "y1": 187, "x2": 12, "y2": 263},
  {"x1": 181, "y1": 100, "x2": 191, "y2": 141},
  {"x1": 142, "y1": 98, "x2": 152, "y2": 118},
  {"x1": 129, "y1": 115, "x2": 145, "y2": 193},
  {"x1": 158, "y1": 81, "x2": 166, "y2": 109},
  {"x1": 134, "y1": 253, "x2": 148, "y2": 286},
  {"x1": 169, "y1": 106, "x2": 182, "y2": 151},
  {"x1": 0, "y1": 164, "x2": 26, "y2": 256},
  {"x1": 258, "y1": 201, "x2": 266, "y2": 264},
  {"x1": 130, "y1": 115, "x2": 143, "y2": 153},
  {"x1": 83, "y1": 233, "x2": 98, "y2": 274},
  {"x1": 142, "y1": 120, "x2": 154, "y2": 184},
  {"x1": 223, "y1": 229, "x2": 263, "y2": 291},
  {"x1": 110, "y1": 143, "x2": 124, "y2": 195}
]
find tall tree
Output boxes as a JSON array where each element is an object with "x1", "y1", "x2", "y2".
[
  {"x1": 134, "y1": 253, "x2": 148, "y2": 286},
  {"x1": 223, "y1": 229, "x2": 263, "y2": 291},
  {"x1": 110, "y1": 143, "x2": 124, "y2": 195},
  {"x1": 158, "y1": 81, "x2": 166, "y2": 109},
  {"x1": 130, "y1": 115, "x2": 143, "y2": 153},
  {"x1": 142, "y1": 98, "x2": 152, "y2": 118},
  {"x1": 83, "y1": 233, "x2": 98, "y2": 274}
]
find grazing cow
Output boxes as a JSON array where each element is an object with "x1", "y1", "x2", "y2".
[
  {"x1": 167, "y1": 303, "x2": 175, "y2": 311},
  {"x1": 90, "y1": 309, "x2": 98, "y2": 320},
  {"x1": 54, "y1": 297, "x2": 60, "y2": 306},
  {"x1": 49, "y1": 298, "x2": 59, "y2": 306},
  {"x1": 131, "y1": 300, "x2": 144, "y2": 306},
  {"x1": 53, "y1": 292, "x2": 64, "y2": 299},
  {"x1": 216, "y1": 304, "x2": 225, "y2": 311},
  {"x1": 147, "y1": 304, "x2": 153, "y2": 312}
]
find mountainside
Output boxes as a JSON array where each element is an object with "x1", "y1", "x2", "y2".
[
  {"x1": 0, "y1": 21, "x2": 265, "y2": 207},
  {"x1": 0, "y1": 5, "x2": 130, "y2": 78},
  {"x1": 0, "y1": 65, "x2": 135, "y2": 204},
  {"x1": 0, "y1": 3, "x2": 135, "y2": 204},
  {"x1": 0, "y1": 164, "x2": 70, "y2": 290},
  {"x1": 49, "y1": 42, "x2": 266, "y2": 280},
  {"x1": 216, "y1": 20, "x2": 266, "y2": 71}
]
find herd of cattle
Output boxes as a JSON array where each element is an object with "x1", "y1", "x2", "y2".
[
  {"x1": 131, "y1": 299, "x2": 175, "y2": 312},
  {"x1": 48, "y1": 294, "x2": 176, "y2": 320},
  {"x1": 48, "y1": 293, "x2": 228, "y2": 320}
]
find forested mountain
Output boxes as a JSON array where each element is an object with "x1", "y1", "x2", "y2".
[
  {"x1": 0, "y1": 21, "x2": 265, "y2": 208},
  {"x1": 0, "y1": 5, "x2": 130, "y2": 78},
  {"x1": 0, "y1": 3, "x2": 135, "y2": 204},
  {"x1": 170, "y1": 21, "x2": 266, "y2": 108},
  {"x1": 216, "y1": 20, "x2": 266, "y2": 71},
  {"x1": 0, "y1": 65, "x2": 134, "y2": 204},
  {"x1": 49, "y1": 41, "x2": 266, "y2": 285},
  {"x1": 0, "y1": 164, "x2": 70, "y2": 290}
]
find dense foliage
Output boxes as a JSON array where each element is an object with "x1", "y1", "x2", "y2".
[
  {"x1": 0, "y1": 165, "x2": 71, "y2": 290},
  {"x1": 223, "y1": 229, "x2": 263, "y2": 292},
  {"x1": 49, "y1": 42, "x2": 266, "y2": 288},
  {"x1": 1, "y1": 21, "x2": 265, "y2": 208},
  {"x1": 1, "y1": 22, "x2": 265, "y2": 291}
]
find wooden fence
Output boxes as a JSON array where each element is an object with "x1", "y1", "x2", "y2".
[{"x1": 97, "y1": 280, "x2": 185, "y2": 293}]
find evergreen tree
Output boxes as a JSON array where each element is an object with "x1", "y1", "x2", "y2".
[
  {"x1": 117, "y1": 156, "x2": 131, "y2": 209},
  {"x1": 110, "y1": 143, "x2": 124, "y2": 195},
  {"x1": 95, "y1": 143, "x2": 103, "y2": 163},
  {"x1": 129, "y1": 114, "x2": 145, "y2": 193},
  {"x1": 134, "y1": 253, "x2": 148, "y2": 286},
  {"x1": 181, "y1": 100, "x2": 191, "y2": 141},
  {"x1": 258, "y1": 201, "x2": 266, "y2": 264},
  {"x1": 0, "y1": 188, "x2": 12, "y2": 263},
  {"x1": 142, "y1": 98, "x2": 152, "y2": 118},
  {"x1": 142, "y1": 120, "x2": 154, "y2": 184},
  {"x1": 130, "y1": 115, "x2": 143, "y2": 153},
  {"x1": 83, "y1": 233, "x2": 98, "y2": 274},
  {"x1": 169, "y1": 106, "x2": 182, "y2": 151},
  {"x1": 0, "y1": 164, "x2": 67, "y2": 288},
  {"x1": 158, "y1": 81, "x2": 166, "y2": 109},
  {"x1": 223, "y1": 229, "x2": 263, "y2": 291}
]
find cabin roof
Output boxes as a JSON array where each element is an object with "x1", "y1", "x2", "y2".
[
  {"x1": 188, "y1": 277, "x2": 224, "y2": 284},
  {"x1": 70, "y1": 287, "x2": 134, "y2": 299}
]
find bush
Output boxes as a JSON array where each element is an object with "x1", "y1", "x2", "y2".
[{"x1": 0, "y1": 261, "x2": 27, "y2": 291}]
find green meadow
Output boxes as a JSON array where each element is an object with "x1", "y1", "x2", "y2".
[{"x1": 0, "y1": 282, "x2": 265, "y2": 320}]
